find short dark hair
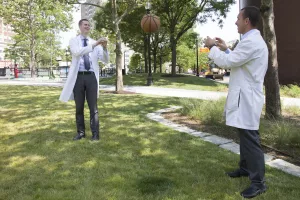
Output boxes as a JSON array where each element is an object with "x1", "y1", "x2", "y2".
[
  {"x1": 241, "y1": 6, "x2": 260, "y2": 27},
  {"x1": 78, "y1": 19, "x2": 89, "y2": 26}
]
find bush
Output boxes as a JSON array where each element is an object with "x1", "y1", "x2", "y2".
[
  {"x1": 179, "y1": 98, "x2": 300, "y2": 151},
  {"x1": 179, "y1": 98, "x2": 226, "y2": 125},
  {"x1": 281, "y1": 84, "x2": 300, "y2": 98},
  {"x1": 260, "y1": 119, "x2": 300, "y2": 148}
]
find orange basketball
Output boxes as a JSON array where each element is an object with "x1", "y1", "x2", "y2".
[{"x1": 141, "y1": 14, "x2": 161, "y2": 33}]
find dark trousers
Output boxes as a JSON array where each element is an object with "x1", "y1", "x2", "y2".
[
  {"x1": 238, "y1": 128, "x2": 265, "y2": 187},
  {"x1": 73, "y1": 73, "x2": 99, "y2": 136}
]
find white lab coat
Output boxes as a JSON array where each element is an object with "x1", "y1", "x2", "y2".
[
  {"x1": 59, "y1": 35, "x2": 109, "y2": 102},
  {"x1": 208, "y1": 29, "x2": 268, "y2": 130}
]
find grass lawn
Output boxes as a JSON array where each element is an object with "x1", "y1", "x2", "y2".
[
  {"x1": 1, "y1": 85, "x2": 300, "y2": 200},
  {"x1": 100, "y1": 73, "x2": 228, "y2": 92},
  {"x1": 100, "y1": 73, "x2": 300, "y2": 98}
]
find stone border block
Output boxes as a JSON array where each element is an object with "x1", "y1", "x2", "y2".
[
  {"x1": 202, "y1": 135, "x2": 233, "y2": 145},
  {"x1": 219, "y1": 142, "x2": 240, "y2": 154},
  {"x1": 267, "y1": 159, "x2": 300, "y2": 177}
]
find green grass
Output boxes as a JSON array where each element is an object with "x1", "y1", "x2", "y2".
[
  {"x1": 100, "y1": 73, "x2": 228, "y2": 92},
  {"x1": 179, "y1": 98, "x2": 300, "y2": 160},
  {"x1": 100, "y1": 73, "x2": 300, "y2": 98},
  {"x1": 1, "y1": 85, "x2": 300, "y2": 200}
]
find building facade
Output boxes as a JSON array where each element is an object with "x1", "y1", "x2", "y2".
[
  {"x1": 0, "y1": 18, "x2": 14, "y2": 68},
  {"x1": 240, "y1": 0, "x2": 300, "y2": 84},
  {"x1": 81, "y1": 0, "x2": 107, "y2": 22}
]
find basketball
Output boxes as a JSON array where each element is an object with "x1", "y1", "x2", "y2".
[{"x1": 141, "y1": 14, "x2": 161, "y2": 33}]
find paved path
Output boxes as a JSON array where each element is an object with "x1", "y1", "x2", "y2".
[{"x1": 1, "y1": 79, "x2": 300, "y2": 107}]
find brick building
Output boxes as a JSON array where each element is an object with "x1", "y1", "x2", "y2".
[{"x1": 240, "y1": 0, "x2": 300, "y2": 84}]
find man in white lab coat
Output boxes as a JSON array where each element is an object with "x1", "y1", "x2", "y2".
[
  {"x1": 204, "y1": 6, "x2": 268, "y2": 199},
  {"x1": 59, "y1": 19, "x2": 109, "y2": 141}
]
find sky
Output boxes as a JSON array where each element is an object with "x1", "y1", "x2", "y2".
[
  {"x1": 58, "y1": 7, "x2": 81, "y2": 49},
  {"x1": 58, "y1": 2, "x2": 240, "y2": 49},
  {"x1": 195, "y1": 2, "x2": 240, "y2": 45}
]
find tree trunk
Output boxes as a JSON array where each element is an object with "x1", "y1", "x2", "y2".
[
  {"x1": 170, "y1": 34, "x2": 177, "y2": 76},
  {"x1": 261, "y1": 0, "x2": 281, "y2": 119},
  {"x1": 115, "y1": 25, "x2": 123, "y2": 92},
  {"x1": 143, "y1": 35, "x2": 148, "y2": 73},
  {"x1": 30, "y1": 36, "x2": 36, "y2": 78},
  {"x1": 153, "y1": 48, "x2": 157, "y2": 73},
  {"x1": 159, "y1": 55, "x2": 162, "y2": 73}
]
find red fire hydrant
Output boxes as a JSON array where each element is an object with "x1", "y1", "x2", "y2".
[{"x1": 14, "y1": 64, "x2": 18, "y2": 78}]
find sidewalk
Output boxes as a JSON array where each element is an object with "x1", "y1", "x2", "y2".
[{"x1": 1, "y1": 79, "x2": 300, "y2": 107}]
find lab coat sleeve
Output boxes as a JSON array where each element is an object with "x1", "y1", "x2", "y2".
[
  {"x1": 208, "y1": 39, "x2": 254, "y2": 69},
  {"x1": 69, "y1": 37, "x2": 94, "y2": 58},
  {"x1": 96, "y1": 45, "x2": 110, "y2": 64}
]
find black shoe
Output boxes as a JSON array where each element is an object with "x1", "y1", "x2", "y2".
[
  {"x1": 91, "y1": 134, "x2": 99, "y2": 141},
  {"x1": 241, "y1": 184, "x2": 267, "y2": 198},
  {"x1": 226, "y1": 169, "x2": 249, "y2": 178},
  {"x1": 73, "y1": 134, "x2": 85, "y2": 140}
]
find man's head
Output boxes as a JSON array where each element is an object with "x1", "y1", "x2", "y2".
[
  {"x1": 235, "y1": 6, "x2": 260, "y2": 34},
  {"x1": 78, "y1": 19, "x2": 90, "y2": 36}
]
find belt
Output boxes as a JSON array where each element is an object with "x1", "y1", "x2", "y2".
[{"x1": 78, "y1": 71, "x2": 94, "y2": 75}]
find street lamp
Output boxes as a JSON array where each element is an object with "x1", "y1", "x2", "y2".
[
  {"x1": 145, "y1": 1, "x2": 153, "y2": 86},
  {"x1": 65, "y1": 48, "x2": 70, "y2": 77},
  {"x1": 158, "y1": 43, "x2": 163, "y2": 73},
  {"x1": 123, "y1": 49, "x2": 128, "y2": 75},
  {"x1": 65, "y1": 48, "x2": 70, "y2": 67}
]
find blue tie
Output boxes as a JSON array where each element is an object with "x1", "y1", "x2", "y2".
[{"x1": 83, "y1": 38, "x2": 90, "y2": 71}]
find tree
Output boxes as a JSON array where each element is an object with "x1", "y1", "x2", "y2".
[
  {"x1": 0, "y1": 0, "x2": 73, "y2": 77},
  {"x1": 93, "y1": 0, "x2": 141, "y2": 92},
  {"x1": 128, "y1": 53, "x2": 142, "y2": 72},
  {"x1": 176, "y1": 30, "x2": 200, "y2": 73},
  {"x1": 115, "y1": 3, "x2": 170, "y2": 74},
  {"x1": 261, "y1": 0, "x2": 281, "y2": 119},
  {"x1": 198, "y1": 52, "x2": 209, "y2": 71},
  {"x1": 154, "y1": 0, "x2": 235, "y2": 76}
]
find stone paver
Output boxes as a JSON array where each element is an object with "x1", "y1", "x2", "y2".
[
  {"x1": 189, "y1": 131, "x2": 211, "y2": 138},
  {"x1": 202, "y1": 135, "x2": 233, "y2": 146},
  {"x1": 266, "y1": 159, "x2": 300, "y2": 177},
  {"x1": 219, "y1": 142, "x2": 240, "y2": 154}
]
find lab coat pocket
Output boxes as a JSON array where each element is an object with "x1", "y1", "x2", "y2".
[{"x1": 226, "y1": 87, "x2": 241, "y2": 111}]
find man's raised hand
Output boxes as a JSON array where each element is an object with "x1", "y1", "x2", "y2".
[{"x1": 215, "y1": 37, "x2": 228, "y2": 51}]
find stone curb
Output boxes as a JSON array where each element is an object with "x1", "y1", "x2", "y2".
[{"x1": 146, "y1": 106, "x2": 300, "y2": 178}]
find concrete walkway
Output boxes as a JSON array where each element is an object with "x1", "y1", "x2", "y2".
[{"x1": 1, "y1": 79, "x2": 300, "y2": 107}]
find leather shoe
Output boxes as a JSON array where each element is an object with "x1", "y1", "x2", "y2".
[
  {"x1": 73, "y1": 134, "x2": 85, "y2": 140},
  {"x1": 241, "y1": 184, "x2": 267, "y2": 198},
  {"x1": 91, "y1": 135, "x2": 99, "y2": 141},
  {"x1": 226, "y1": 169, "x2": 249, "y2": 178}
]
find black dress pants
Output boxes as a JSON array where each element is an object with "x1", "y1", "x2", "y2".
[
  {"x1": 238, "y1": 128, "x2": 265, "y2": 187},
  {"x1": 73, "y1": 72, "x2": 99, "y2": 136}
]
